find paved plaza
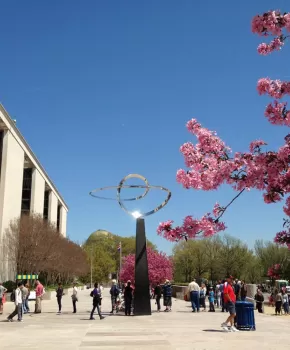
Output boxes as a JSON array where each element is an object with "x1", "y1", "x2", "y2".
[{"x1": 0, "y1": 288, "x2": 289, "y2": 350}]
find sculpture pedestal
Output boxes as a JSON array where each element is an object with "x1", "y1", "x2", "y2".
[{"x1": 133, "y1": 218, "x2": 151, "y2": 316}]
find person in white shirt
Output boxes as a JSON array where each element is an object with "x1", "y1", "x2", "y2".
[
  {"x1": 188, "y1": 279, "x2": 200, "y2": 312},
  {"x1": 7, "y1": 282, "x2": 24, "y2": 322},
  {"x1": 71, "y1": 282, "x2": 78, "y2": 313}
]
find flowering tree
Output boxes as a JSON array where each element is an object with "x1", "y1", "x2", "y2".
[
  {"x1": 157, "y1": 10, "x2": 290, "y2": 247},
  {"x1": 120, "y1": 247, "x2": 173, "y2": 285},
  {"x1": 267, "y1": 263, "x2": 282, "y2": 280}
]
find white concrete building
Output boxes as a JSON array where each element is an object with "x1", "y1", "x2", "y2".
[{"x1": 0, "y1": 104, "x2": 68, "y2": 282}]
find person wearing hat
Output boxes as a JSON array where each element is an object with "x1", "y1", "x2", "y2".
[
  {"x1": 124, "y1": 280, "x2": 133, "y2": 316},
  {"x1": 162, "y1": 280, "x2": 172, "y2": 312},
  {"x1": 110, "y1": 279, "x2": 120, "y2": 313},
  {"x1": 221, "y1": 275, "x2": 239, "y2": 332}
]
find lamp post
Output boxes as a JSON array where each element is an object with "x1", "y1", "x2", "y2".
[{"x1": 90, "y1": 247, "x2": 93, "y2": 289}]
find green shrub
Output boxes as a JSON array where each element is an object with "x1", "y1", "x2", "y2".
[{"x1": 3, "y1": 280, "x2": 16, "y2": 292}]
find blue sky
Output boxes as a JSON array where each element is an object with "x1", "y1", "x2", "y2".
[{"x1": 1, "y1": 0, "x2": 289, "y2": 253}]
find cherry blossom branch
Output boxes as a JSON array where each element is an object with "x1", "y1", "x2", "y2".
[
  {"x1": 214, "y1": 189, "x2": 246, "y2": 221},
  {"x1": 157, "y1": 189, "x2": 245, "y2": 242},
  {"x1": 157, "y1": 9, "x2": 290, "y2": 248}
]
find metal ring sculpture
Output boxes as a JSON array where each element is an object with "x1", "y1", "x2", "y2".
[{"x1": 89, "y1": 173, "x2": 171, "y2": 218}]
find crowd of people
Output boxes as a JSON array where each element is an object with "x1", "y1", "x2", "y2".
[
  {"x1": 108, "y1": 279, "x2": 173, "y2": 315},
  {"x1": 187, "y1": 275, "x2": 248, "y2": 332},
  {"x1": 187, "y1": 277, "x2": 247, "y2": 314},
  {"x1": 2, "y1": 277, "x2": 289, "y2": 324},
  {"x1": 1, "y1": 280, "x2": 45, "y2": 322},
  {"x1": 268, "y1": 287, "x2": 289, "y2": 315},
  {"x1": 0, "y1": 279, "x2": 86, "y2": 322}
]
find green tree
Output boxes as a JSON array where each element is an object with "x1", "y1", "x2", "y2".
[
  {"x1": 83, "y1": 229, "x2": 157, "y2": 282},
  {"x1": 217, "y1": 235, "x2": 250, "y2": 278},
  {"x1": 204, "y1": 236, "x2": 223, "y2": 281},
  {"x1": 173, "y1": 240, "x2": 209, "y2": 282},
  {"x1": 173, "y1": 241, "x2": 195, "y2": 283},
  {"x1": 83, "y1": 244, "x2": 115, "y2": 283},
  {"x1": 242, "y1": 253, "x2": 263, "y2": 284},
  {"x1": 254, "y1": 240, "x2": 290, "y2": 279}
]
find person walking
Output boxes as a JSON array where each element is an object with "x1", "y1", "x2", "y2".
[
  {"x1": 221, "y1": 275, "x2": 239, "y2": 332},
  {"x1": 7, "y1": 282, "x2": 24, "y2": 322},
  {"x1": 0, "y1": 282, "x2": 7, "y2": 315},
  {"x1": 90, "y1": 283, "x2": 104, "y2": 320},
  {"x1": 154, "y1": 282, "x2": 162, "y2": 312},
  {"x1": 124, "y1": 280, "x2": 133, "y2": 316},
  {"x1": 35, "y1": 280, "x2": 44, "y2": 313},
  {"x1": 71, "y1": 282, "x2": 78, "y2": 313},
  {"x1": 162, "y1": 280, "x2": 172, "y2": 312},
  {"x1": 254, "y1": 289, "x2": 264, "y2": 313},
  {"x1": 56, "y1": 283, "x2": 64, "y2": 313},
  {"x1": 188, "y1": 279, "x2": 200, "y2": 312}
]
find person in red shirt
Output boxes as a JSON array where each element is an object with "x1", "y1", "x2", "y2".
[
  {"x1": 221, "y1": 275, "x2": 239, "y2": 332},
  {"x1": 35, "y1": 280, "x2": 44, "y2": 313}
]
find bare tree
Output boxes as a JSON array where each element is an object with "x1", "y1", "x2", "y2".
[{"x1": 4, "y1": 214, "x2": 89, "y2": 284}]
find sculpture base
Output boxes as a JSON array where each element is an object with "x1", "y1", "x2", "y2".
[{"x1": 133, "y1": 218, "x2": 151, "y2": 316}]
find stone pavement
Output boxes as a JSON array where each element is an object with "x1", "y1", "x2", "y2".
[{"x1": 0, "y1": 288, "x2": 289, "y2": 350}]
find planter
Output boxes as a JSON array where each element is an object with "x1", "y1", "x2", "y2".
[
  {"x1": 172, "y1": 285, "x2": 189, "y2": 300},
  {"x1": 42, "y1": 291, "x2": 52, "y2": 300}
]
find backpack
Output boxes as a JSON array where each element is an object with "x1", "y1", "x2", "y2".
[
  {"x1": 10, "y1": 290, "x2": 15, "y2": 302},
  {"x1": 114, "y1": 286, "x2": 120, "y2": 297}
]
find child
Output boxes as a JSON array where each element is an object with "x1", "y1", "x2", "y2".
[{"x1": 208, "y1": 287, "x2": 215, "y2": 312}]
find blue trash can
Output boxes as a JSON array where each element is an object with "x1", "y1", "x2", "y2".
[{"x1": 235, "y1": 301, "x2": 256, "y2": 330}]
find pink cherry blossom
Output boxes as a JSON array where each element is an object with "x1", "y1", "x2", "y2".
[
  {"x1": 120, "y1": 247, "x2": 173, "y2": 285},
  {"x1": 257, "y1": 37, "x2": 284, "y2": 55},
  {"x1": 267, "y1": 263, "x2": 282, "y2": 279},
  {"x1": 257, "y1": 78, "x2": 290, "y2": 99},
  {"x1": 275, "y1": 230, "x2": 290, "y2": 246},
  {"x1": 264, "y1": 101, "x2": 290, "y2": 125},
  {"x1": 249, "y1": 140, "x2": 267, "y2": 153},
  {"x1": 252, "y1": 11, "x2": 290, "y2": 54},
  {"x1": 157, "y1": 9, "x2": 290, "y2": 248},
  {"x1": 285, "y1": 13, "x2": 290, "y2": 31},
  {"x1": 252, "y1": 11, "x2": 282, "y2": 36}
]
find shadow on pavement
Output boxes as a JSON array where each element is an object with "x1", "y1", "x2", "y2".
[{"x1": 203, "y1": 329, "x2": 227, "y2": 333}]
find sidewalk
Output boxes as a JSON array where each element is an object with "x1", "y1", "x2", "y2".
[{"x1": 0, "y1": 288, "x2": 289, "y2": 349}]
